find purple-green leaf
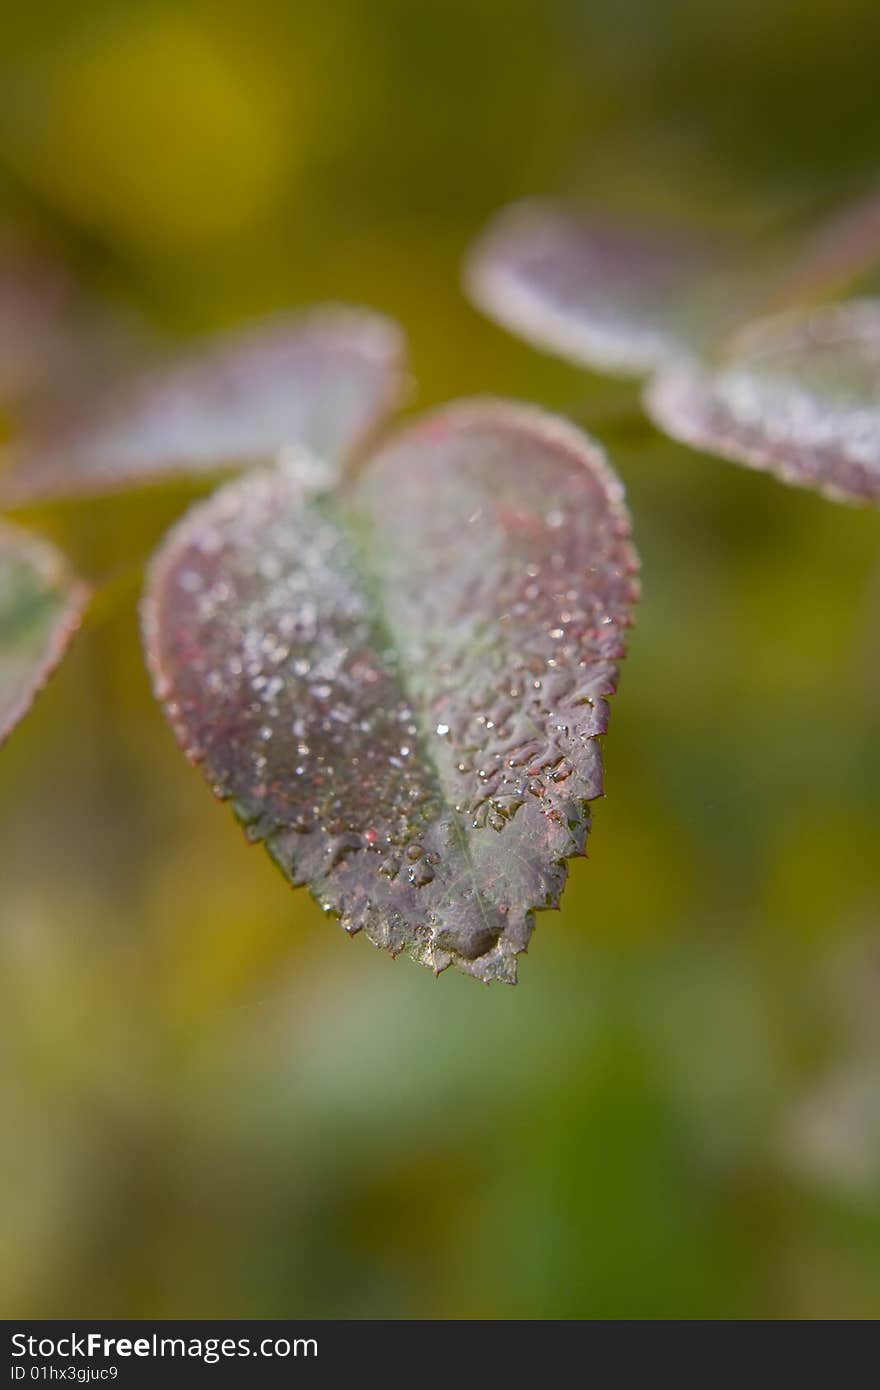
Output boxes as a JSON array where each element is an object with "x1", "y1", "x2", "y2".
[
  {"x1": 465, "y1": 193, "x2": 880, "y2": 383},
  {"x1": 143, "y1": 401, "x2": 639, "y2": 983},
  {"x1": 464, "y1": 199, "x2": 727, "y2": 376},
  {"x1": 646, "y1": 301, "x2": 880, "y2": 506},
  {"x1": 0, "y1": 522, "x2": 88, "y2": 745},
  {"x1": 0, "y1": 306, "x2": 408, "y2": 507}
]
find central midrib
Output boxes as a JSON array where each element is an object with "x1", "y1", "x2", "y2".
[{"x1": 321, "y1": 488, "x2": 499, "y2": 952}]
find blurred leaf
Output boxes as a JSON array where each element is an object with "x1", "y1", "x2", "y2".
[
  {"x1": 646, "y1": 301, "x2": 880, "y2": 505},
  {"x1": 0, "y1": 307, "x2": 408, "y2": 506},
  {"x1": 464, "y1": 190, "x2": 880, "y2": 382},
  {"x1": 464, "y1": 199, "x2": 719, "y2": 376},
  {"x1": 143, "y1": 401, "x2": 638, "y2": 983},
  {"x1": 768, "y1": 184, "x2": 880, "y2": 309},
  {"x1": 0, "y1": 213, "x2": 159, "y2": 422},
  {"x1": 0, "y1": 220, "x2": 75, "y2": 404},
  {"x1": 0, "y1": 520, "x2": 87, "y2": 745}
]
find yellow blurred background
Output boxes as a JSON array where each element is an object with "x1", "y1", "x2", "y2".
[{"x1": 1, "y1": 0, "x2": 880, "y2": 1318}]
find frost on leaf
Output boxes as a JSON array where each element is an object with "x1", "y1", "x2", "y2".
[
  {"x1": 646, "y1": 301, "x2": 880, "y2": 505},
  {"x1": 464, "y1": 199, "x2": 730, "y2": 376},
  {"x1": 144, "y1": 401, "x2": 639, "y2": 983},
  {"x1": 0, "y1": 306, "x2": 408, "y2": 507},
  {"x1": 0, "y1": 522, "x2": 88, "y2": 745}
]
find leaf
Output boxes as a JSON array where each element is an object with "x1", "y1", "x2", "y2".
[
  {"x1": 464, "y1": 194, "x2": 880, "y2": 383},
  {"x1": 143, "y1": 401, "x2": 639, "y2": 983},
  {"x1": 0, "y1": 306, "x2": 409, "y2": 507},
  {"x1": 0, "y1": 522, "x2": 88, "y2": 745},
  {"x1": 766, "y1": 183, "x2": 880, "y2": 310},
  {"x1": 464, "y1": 199, "x2": 728, "y2": 376},
  {"x1": 0, "y1": 222, "x2": 74, "y2": 405},
  {"x1": 646, "y1": 300, "x2": 880, "y2": 505}
]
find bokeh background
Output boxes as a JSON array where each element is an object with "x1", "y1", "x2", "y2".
[{"x1": 2, "y1": 0, "x2": 880, "y2": 1319}]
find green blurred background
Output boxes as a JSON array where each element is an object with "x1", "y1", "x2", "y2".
[{"x1": 2, "y1": 0, "x2": 880, "y2": 1319}]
